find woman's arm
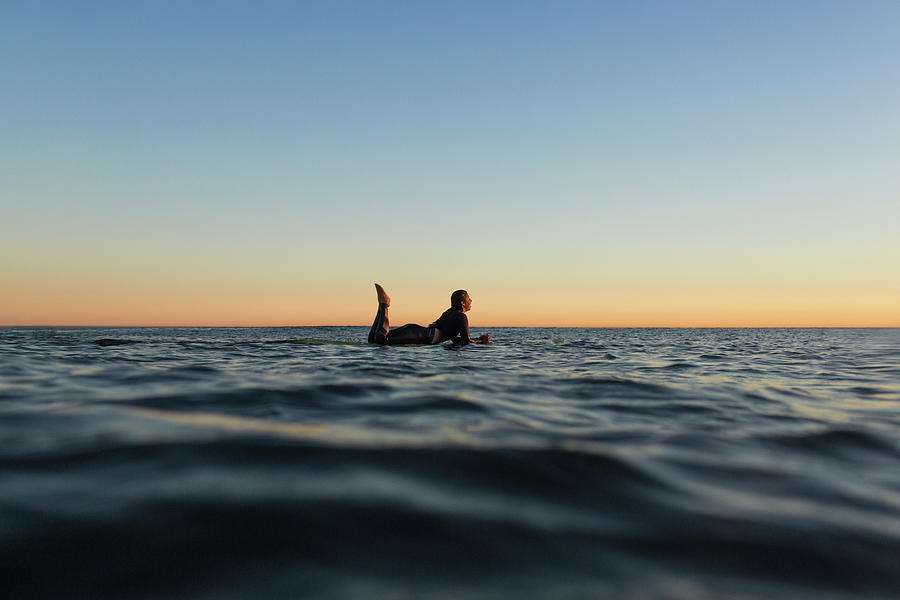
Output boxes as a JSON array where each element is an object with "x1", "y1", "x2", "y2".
[{"x1": 454, "y1": 313, "x2": 489, "y2": 344}]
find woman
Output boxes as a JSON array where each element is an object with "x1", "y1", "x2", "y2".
[{"x1": 367, "y1": 284, "x2": 490, "y2": 346}]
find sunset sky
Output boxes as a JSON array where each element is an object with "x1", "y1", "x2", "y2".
[{"x1": 2, "y1": 1, "x2": 898, "y2": 327}]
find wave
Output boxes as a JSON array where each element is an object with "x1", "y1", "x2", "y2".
[
  {"x1": 93, "y1": 338, "x2": 140, "y2": 346},
  {"x1": 4, "y1": 327, "x2": 900, "y2": 598},
  {"x1": 3, "y1": 437, "x2": 900, "y2": 598},
  {"x1": 759, "y1": 427, "x2": 900, "y2": 458},
  {"x1": 551, "y1": 376, "x2": 675, "y2": 400}
]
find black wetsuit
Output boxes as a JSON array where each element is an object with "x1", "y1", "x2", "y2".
[{"x1": 368, "y1": 305, "x2": 472, "y2": 346}]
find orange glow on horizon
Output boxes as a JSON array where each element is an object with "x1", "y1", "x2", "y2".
[
  {"x1": 2, "y1": 285, "x2": 897, "y2": 328},
  {"x1": 3, "y1": 249, "x2": 897, "y2": 327}
]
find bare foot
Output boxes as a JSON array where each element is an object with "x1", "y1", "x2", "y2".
[{"x1": 374, "y1": 283, "x2": 390, "y2": 307}]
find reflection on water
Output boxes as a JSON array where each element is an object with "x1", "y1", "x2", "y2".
[{"x1": 1, "y1": 327, "x2": 899, "y2": 598}]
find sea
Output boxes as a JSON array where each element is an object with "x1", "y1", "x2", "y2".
[{"x1": 1, "y1": 326, "x2": 899, "y2": 599}]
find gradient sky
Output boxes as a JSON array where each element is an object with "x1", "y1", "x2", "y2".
[{"x1": 2, "y1": 1, "x2": 898, "y2": 326}]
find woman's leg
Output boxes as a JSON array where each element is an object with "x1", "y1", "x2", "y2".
[
  {"x1": 384, "y1": 324, "x2": 431, "y2": 345},
  {"x1": 367, "y1": 284, "x2": 428, "y2": 345},
  {"x1": 368, "y1": 283, "x2": 392, "y2": 344},
  {"x1": 368, "y1": 303, "x2": 389, "y2": 344}
]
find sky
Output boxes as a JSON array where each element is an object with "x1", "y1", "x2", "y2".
[{"x1": 1, "y1": 1, "x2": 898, "y2": 327}]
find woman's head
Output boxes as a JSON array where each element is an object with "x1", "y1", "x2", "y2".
[{"x1": 451, "y1": 289, "x2": 472, "y2": 312}]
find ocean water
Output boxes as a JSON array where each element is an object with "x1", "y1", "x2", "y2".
[{"x1": 1, "y1": 326, "x2": 899, "y2": 599}]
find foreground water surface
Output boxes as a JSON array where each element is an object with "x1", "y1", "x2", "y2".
[{"x1": 1, "y1": 327, "x2": 899, "y2": 598}]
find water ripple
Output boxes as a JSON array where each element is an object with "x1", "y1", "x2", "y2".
[{"x1": 1, "y1": 326, "x2": 899, "y2": 598}]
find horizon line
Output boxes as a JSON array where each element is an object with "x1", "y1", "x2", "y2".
[{"x1": 3, "y1": 324, "x2": 898, "y2": 329}]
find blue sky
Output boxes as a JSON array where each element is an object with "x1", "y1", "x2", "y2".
[{"x1": 2, "y1": 1, "x2": 898, "y2": 325}]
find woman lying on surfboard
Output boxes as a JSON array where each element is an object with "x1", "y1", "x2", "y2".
[{"x1": 367, "y1": 284, "x2": 491, "y2": 346}]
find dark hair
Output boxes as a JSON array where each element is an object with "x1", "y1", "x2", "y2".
[{"x1": 450, "y1": 289, "x2": 468, "y2": 310}]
